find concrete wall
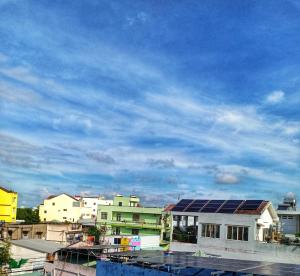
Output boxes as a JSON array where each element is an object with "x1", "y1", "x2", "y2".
[
  {"x1": 170, "y1": 241, "x2": 300, "y2": 264},
  {"x1": 44, "y1": 260, "x2": 95, "y2": 276},
  {"x1": 96, "y1": 261, "x2": 171, "y2": 276},
  {"x1": 3, "y1": 223, "x2": 47, "y2": 240},
  {"x1": 10, "y1": 244, "x2": 46, "y2": 274},
  {"x1": 105, "y1": 235, "x2": 160, "y2": 249}
]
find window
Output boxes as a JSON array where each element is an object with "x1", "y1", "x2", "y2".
[
  {"x1": 44, "y1": 218, "x2": 46, "y2": 222},
  {"x1": 101, "y1": 212, "x2": 108, "y2": 220},
  {"x1": 22, "y1": 231, "x2": 29, "y2": 239},
  {"x1": 132, "y1": 213, "x2": 140, "y2": 222},
  {"x1": 44, "y1": 210, "x2": 47, "y2": 214},
  {"x1": 63, "y1": 209, "x2": 67, "y2": 211},
  {"x1": 93, "y1": 202, "x2": 96, "y2": 205},
  {"x1": 115, "y1": 227, "x2": 120, "y2": 235},
  {"x1": 52, "y1": 202, "x2": 55, "y2": 206},
  {"x1": 282, "y1": 215, "x2": 287, "y2": 219},
  {"x1": 114, "y1": 238, "x2": 121, "y2": 244},
  {"x1": 227, "y1": 226, "x2": 232, "y2": 239},
  {"x1": 132, "y1": 229, "x2": 139, "y2": 235},
  {"x1": 84, "y1": 202, "x2": 87, "y2": 205},
  {"x1": 73, "y1": 202, "x2": 80, "y2": 207},
  {"x1": 288, "y1": 216, "x2": 294, "y2": 219},
  {"x1": 63, "y1": 217, "x2": 67, "y2": 219},
  {"x1": 116, "y1": 213, "x2": 121, "y2": 221},
  {"x1": 227, "y1": 225, "x2": 249, "y2": 241},
  {"x1": 93, "y1": 209, "x2": 96, "y2": 212},
  {"x1": 201, "y1": 224, "x2": 220, "y2": 238},
  {"x1": 118, "y1": 202, "x2": 122, "y2": 206}
]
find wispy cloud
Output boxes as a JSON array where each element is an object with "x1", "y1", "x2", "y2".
[
  {"x1": 265, "y1": 90, "x2": 285, "y2": 104},
  {"x1": 0, "y1": 0, "x2": 299, "y2": 206}
]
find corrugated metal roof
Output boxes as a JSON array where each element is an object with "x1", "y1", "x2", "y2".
[{"x1": 10, "y1": 239, "x2": 65, "y2": 253}]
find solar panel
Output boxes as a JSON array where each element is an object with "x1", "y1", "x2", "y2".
[
  {"x1": 217, "y1": 200, "x2": 243, "y2": 214},
  {"x1": 200, "y1": 200, "x2": 225, "y2": 213},
  {"x1": 184, "y1": 200, "x2": 209, "y2": 212},
  {"x1": 238, "y1": 200, "x2": 264, "y2": 210},
  {"x1": 172, "y1": 199, "x2": 193, "y2": 212},
  {"x1": 277, "y1": 206, "x2": 288, "y2": 210}
]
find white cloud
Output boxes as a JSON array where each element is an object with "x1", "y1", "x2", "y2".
[
  {"x1": 215, "y1": 173, "x2": 239, "y2": 184},
  {"x1": 266, "y1": 90, "x2": 285, "y2": 104}
]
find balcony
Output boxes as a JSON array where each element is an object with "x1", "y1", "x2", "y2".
[{"x1": 108, "y1": 220, "x2": 163, "y2": 230}]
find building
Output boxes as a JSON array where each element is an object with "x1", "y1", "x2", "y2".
[
  {"x1": 168, "y1": 199, "x2": 300, "y2": 264},
  {"x1": 0, "y1": 186, "x2": 18, "y2": 223},
  {"x1": 39, "y1": 194, "x2": 113, "y2": 223},
  {"x1": 39, "y1": 194, "x2": 84, "y2": 223},
  {"x1": 0, "y1": 222, "x2": 83, "y2": 244},
  {"x1": 75, "y1": 195, "x2": 113, "y2": 219},
  {"x1": 7, "y1": 239, "x2": 64, "y2": 275},
  {"x1": 277, "y1": 194, "x2": 300, "y2": 235},
  {"x1": 97, "y1": 195, "x2": 163, "y2": 237},
  {"x1": 96, "y1": 250, "x2": 300, "y2": 276}
]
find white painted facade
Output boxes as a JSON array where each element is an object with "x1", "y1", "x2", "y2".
[
  {"x1": 80, "y1": 196, "x2": 113, "y2": 219},
  {"x1": 104, "y1": 235, "x2": 160, "y2": 249},
  {"x1": 277, "y1": 210, "x2": 300, "y2": 235},
  {"x1": 168, "y1": 203, "x2": 300, "y2": 264},
  {"x1": 39, "y1": 194, "x2": 113, "y2": 222}
]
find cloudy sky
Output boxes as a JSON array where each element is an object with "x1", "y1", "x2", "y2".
[{"x1": 0, "y1": 0, "x2": 299, "y2": 207}]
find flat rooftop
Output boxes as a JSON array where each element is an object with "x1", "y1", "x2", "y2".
[{"x1": 103, "y1": 250, "x2": 300, "y2": 276}]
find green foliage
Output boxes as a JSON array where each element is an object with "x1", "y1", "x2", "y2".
[
  {"x1": 16, "y1": 208, "x2": 40, "y2": 224},
  {"x1": 8, "y1": 258, "x2": 27, "y2": 269},
  {"x1": 87, "y1": 226, "x2": 101, "y2": 242},
  {"x1": 0, "y1": 242, "x2": 11, "y2": 267},
  {"x1": 295, "y1": 233, "x2": 300, "y2": 238}
]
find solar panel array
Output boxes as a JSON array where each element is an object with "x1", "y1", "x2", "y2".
[
  {"x1": 172, "y1": 199, "x2": 265, "y2": 214},
  {"x1": 171, "y1": 199, "x2": 193, "y2": 212},
  {"x1": 184, "y1": 200, "x2": 208, "y2": 212},
  {"x1": 217, "y1": 200, "x2": 243, "y2": 214}
]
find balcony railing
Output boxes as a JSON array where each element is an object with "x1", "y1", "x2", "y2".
[{"x1": 107, "y1": 220, "x2": 162, "y2": 229}]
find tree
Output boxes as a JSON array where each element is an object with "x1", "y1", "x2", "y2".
[
  {"x1": 87, "y1": 226, "x2": 101, "y2": 244},
  {"x1": 16, "y1": 208, "x2": 40, "y2": 224},
  {"x1": 0, "y1": 241, "x2": 11, "y2": 275}
]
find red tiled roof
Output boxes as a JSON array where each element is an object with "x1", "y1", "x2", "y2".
[
  {"x1": 164, "y1": 204, "x2": 176, "y2": 212},
  {"x1": 235, "y1": 201, "x2": 269, "y2": 215}
]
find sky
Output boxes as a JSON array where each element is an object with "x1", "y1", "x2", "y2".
[{"x1": 0, "y1": 0, "x2": 299, "y2": 207}]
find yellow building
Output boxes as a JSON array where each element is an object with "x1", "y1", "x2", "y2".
[
  {"x1": 0, "y1": 186, "x2": 18, "y2": 223},
  {"x1": 39, "y1": 193, "x2": 83, "y2": 223}
]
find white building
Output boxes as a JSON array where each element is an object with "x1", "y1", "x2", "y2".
[
  {"x1": 169, "y1": 199, "x2": 300, "y2": 264},
  {"x1": 75, "y1": 195, "x2": 113, "y2": 219},
  {"x1": 39, "y1": 194, "x2": 112, "y2": 222},
  {"x1": 277, "y1": 194, "x2": 300, "y2": 235}
]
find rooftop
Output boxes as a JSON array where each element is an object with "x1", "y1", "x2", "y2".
[
  {"x1": 171, "y1": 199, "x2": 272, "y2": 215},
  {"x1": 103, "y1": 250, "x2": 300, "y2": 276},
  {"x1": 10, "y1": 239, "x2": 65, "y2": 253}
]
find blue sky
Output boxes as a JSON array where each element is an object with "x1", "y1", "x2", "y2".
[{"x1": 0, "y1": 0, "x2": 299, "y2": 207}]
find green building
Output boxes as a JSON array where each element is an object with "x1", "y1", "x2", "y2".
[{"x1": 97, "y1": 195, "x2": 164, "y2": 237}]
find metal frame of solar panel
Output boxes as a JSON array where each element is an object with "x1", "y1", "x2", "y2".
[
  {"x1": 217, "y1": 200, "x2": 243, "y2": 214},
  {"x1": 238, "y1": 200, "x2": 264, "y2": 210},
  {"x1": 200, "y1": 200, "x2": 225, "y2": 213},
  {"x1": 184, "y1": 200, "x2": 209, "y2": 212},
  {"x1": 172, "y1": 199, "x2": 193, "y2": 212}
]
